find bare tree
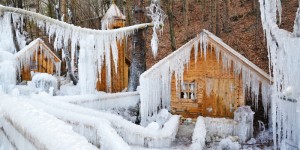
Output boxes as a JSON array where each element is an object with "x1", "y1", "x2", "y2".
[
  {"x1": 128, "y1": 0, "x2": 146, "y2": 91},
  {"x1": 164, "y1": 0, "x2": 176, "y2": 51}
]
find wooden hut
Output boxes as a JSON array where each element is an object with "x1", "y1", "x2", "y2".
[
  {"x1": 139, "y1": 30, "x2": 271, "y2": 123},
  {"x1": 170, "y1": 31, "x2": 271, "y2": 118},
  {"x1": 15, "y1": 38, "x2": 61, "y2": 81},
  {"x1": 97, "y1": 4, "x2": 130, "y2": 92}
]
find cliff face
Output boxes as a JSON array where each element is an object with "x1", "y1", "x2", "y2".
[{"x1": 146, "y1": 0, "x2": 298, "y2": 73}]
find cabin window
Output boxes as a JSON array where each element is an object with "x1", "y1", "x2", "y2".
[
  {"x1": 180, "y1": 81, "x2": 197, "y2": 100},
  {"x1": 30, "y1": 59, "x2": 38, "y2": 70}
]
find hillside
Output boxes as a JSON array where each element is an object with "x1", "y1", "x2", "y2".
[{"x1": 146, "y1": 0, "x2": 298, "y2": 73}]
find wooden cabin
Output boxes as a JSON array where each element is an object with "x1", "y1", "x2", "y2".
[
  {"x1": 96, "y1": 4, "x2": 130, "y2": 92},
  {"x1": 169, "y1": 31, "x2": 271, "y2": 119},
  {"x1": 15, "y1": 38, "x2": 61, "y2": 81}
]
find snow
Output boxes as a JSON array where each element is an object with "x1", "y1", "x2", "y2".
[
  {"x1": 140, "y1": 30, "x2": 271, "y2": 126},
  {"x1": 259, "y1": 0, "x2": 300, "y2": 148},
  {"x1": 219, "y1": 137, "x2": 240, "y2": 150},
  {"x1": 189, "y1": 116, "x2": 206, "y2": 150}
]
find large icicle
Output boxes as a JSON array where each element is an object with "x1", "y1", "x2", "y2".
[
  {"x1": 140, "y1": 30, "x2": 271, "y2": 126},
  {"x1": 259, "y1": 0, "x2": 300, "y2": 148}
]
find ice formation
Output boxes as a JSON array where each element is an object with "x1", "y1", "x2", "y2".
[
  {"x1": 189, "y1": 116, "x2": 206, "y2": 150},
  {"x1": 0, "y1": 50, "x2": 16, "y2": 93},
  {"x1": 259, "y1": 0, "x2": 300, "y2": 148},
  {"x1": 0, "y1": 12, "x2": 26, "y2": 53},
  {"x1": 31, "y1": 73, "x2": 58, "y2": 93},
  {"x1": 146, "y1": 0, "x2": 166, "y2": 57},
  {"x1": 233, "y1": 106, "x2": 254, "y2": 143},
  {"x1": 0, "y1": 5, "x2": 152, "y2": 94},
  {"x1": 140, "y1": 30, "x2": 271, "y2": 126},
  {"x1": 204, "y1": 117, "x2": 235, "y2": 142}
]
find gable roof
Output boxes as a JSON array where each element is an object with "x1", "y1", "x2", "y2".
[
  {"x1": 15, "y1": 38, "x2": 61, "y2": 63},
  {"x1": 102, "y1": 4, "x2": 126, "y2": 21},
  {"x1": 203, "y1": 30, "x2": 270, "y2": 81}
]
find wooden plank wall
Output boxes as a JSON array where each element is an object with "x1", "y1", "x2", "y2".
[
  {"x1": 171, "y1": 43, "x2": 244, "y2": 119},
  {"x1": 96, "y1": 20, "x2": 128, "y2": 92},
  {"x1": 21, "y1": 50, "x2": 55, "y2": 81}
]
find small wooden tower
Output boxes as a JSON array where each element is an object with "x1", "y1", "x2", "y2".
[{"x1": 97, "y1": 4, "x2": 130, "y2": 92}]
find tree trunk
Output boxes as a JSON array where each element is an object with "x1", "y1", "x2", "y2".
[
  {"x1": 165, "y1": 0, "x2": 177, "y2": 51},
  {"x1": 209, "y1": 0, "x2": 214, "y2": 32},
  {"x1": 56, "y1": 0, "x2": 78, "y2": 85},
  {"x1": 128, "y1": 0, "x2": 146, "y2": 91},
  {"x1": 182, "y1": 0, "x2": 189, "y2": 41},
  {"x1": 10, "y1": 14, "x2": 20, "y2": 53},
  {"x1": 61, "y1": 0, "x2": 67, "y2": 22},
  {"x1": 215, "y1": 0, "x2": 220, "y2": 36},
  {"x1": 223, "y1": 0, "x2": 231, "y2": 33}
]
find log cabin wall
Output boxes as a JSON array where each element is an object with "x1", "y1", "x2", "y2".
[
  {"x1": 96, "y1": 19, "x2": 129, "y2": 92},
  {"x1": 171, "y1": 42, "x2": 245, "y2": 119}
]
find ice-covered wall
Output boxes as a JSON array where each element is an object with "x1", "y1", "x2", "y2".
[
  {"x1": 259, "y1": 0, "x2": 300, "y2": 148},
  {"x1": 140, "y1": 30, "x2": 271, "y2": 126}
]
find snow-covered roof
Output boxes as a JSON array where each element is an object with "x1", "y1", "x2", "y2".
[
  {"x1": 102, "y1": 4, "x2": 126, "y2": 21},
  {"x1": 203, "y1": 30, "x2": 270, "y2": 81},
  {"x1": 15, "y1": 38, "x2": 61, "y2": 63}
]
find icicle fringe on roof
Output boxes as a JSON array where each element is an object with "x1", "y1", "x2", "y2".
[
  {"x1": 15, "y1": 38, "x2": 61, "y2": 77},
  {"x1": 139, "y1": 30, "x2": 272, "y2": 126}
]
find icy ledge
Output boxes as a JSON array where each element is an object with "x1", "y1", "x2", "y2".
[{"x1": 31, "y1": 95, "x2": 180, "y2": 148}]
